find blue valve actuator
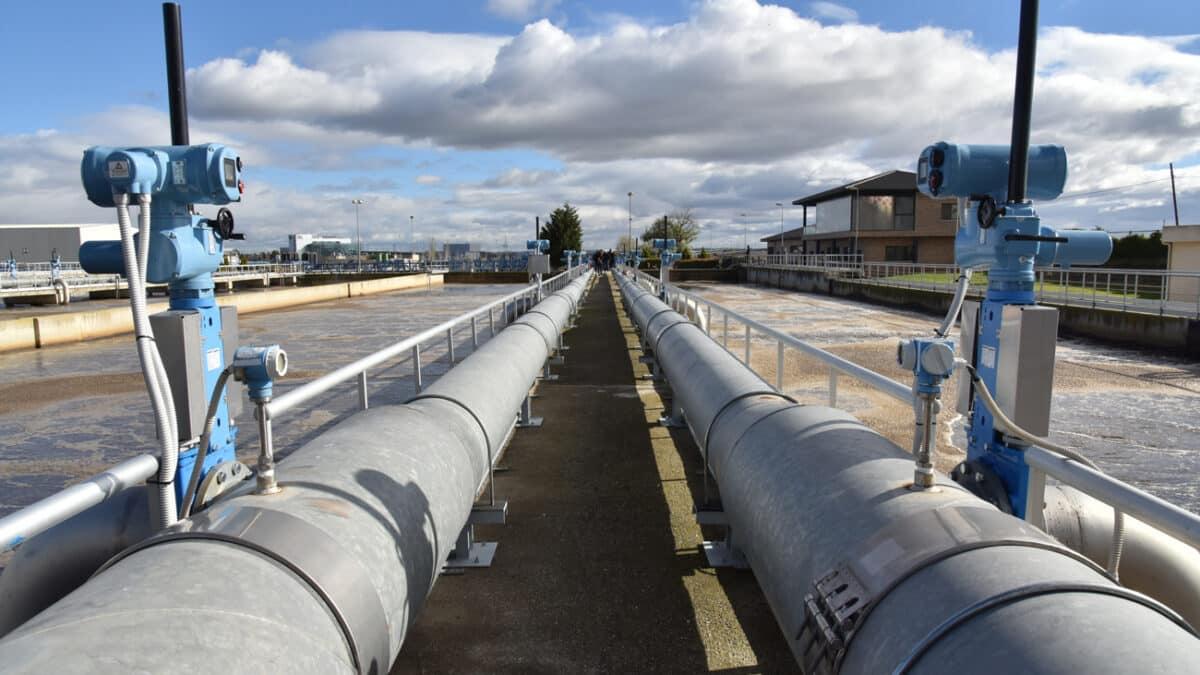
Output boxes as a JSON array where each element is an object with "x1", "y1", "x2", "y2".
[
  {"x1": 81, "y1": 144, "x2": 242, "y2": 206},
  {"x1": 917, "y1": 142, "x2": 1066, "y2": 202},
  {"x1": 526, "y1": 239, "x2": 549, "y2": 252},
  {"x1": 652, "y1": 238, "x2": 676, "y2": 250}
]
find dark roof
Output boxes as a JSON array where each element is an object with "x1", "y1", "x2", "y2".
[
  {"x1": 791, "y1": 170, "x2": 916, "y2": 207},
  {"x1": 760, "y1": 227, "x2": 807, "y2": 243}
]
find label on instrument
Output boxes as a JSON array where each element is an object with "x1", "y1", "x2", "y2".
[
  {"x1": 172, "y1": 160, "x2": 186, "y2": 185},
  {"x1": 980, "y1": 345, "x2": 996, "y2": 369},
  {"x1": 107, "y1": 159, "x2": 130, "y2": 179},
  {"x1": 206, "y1": 348, "x2": 222, "y2": 371}
]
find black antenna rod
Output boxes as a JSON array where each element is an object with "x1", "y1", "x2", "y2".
[
  {"x1": 163, "y1": 3, "x2": 189, "y2": 146},
  {"x1": 1007, "y1": 0, "x2": 1039, "y2": 203}
]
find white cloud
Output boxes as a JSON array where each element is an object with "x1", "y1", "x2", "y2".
[
  {"x1": 810, "y1": 2, "x2": 858, "y2": 24},
  {"x1": 486, "y1": 0, "x2": 561, "y2": 22},
  {"x1": 415, "y1": 174, "x2": 443, "y2": 185},
  {"x1": 4, "y1": 0, "x2": 1199, "y2": 251}
]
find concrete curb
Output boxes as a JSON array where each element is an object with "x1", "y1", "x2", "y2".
[{"x1": 0, "y1": 274, "x2": 443, "y2": 353}]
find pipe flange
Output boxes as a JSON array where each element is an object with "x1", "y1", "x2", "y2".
[{"x1": 95, "y1": 506, "x2": 391, "y2": 675}]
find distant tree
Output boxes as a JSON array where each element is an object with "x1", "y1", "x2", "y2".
[
  {"x1": 1107, "y1": 231, "x2": 1167, "y2": 269},
  {"x1": 641, "y1": 208, "x2": 700, "y2": 254},
  {"x1": 540, "y1": 202, "x2": 584, "y2": 266},
  {"x1": 699, "y1": 247, "x2": 709, "y2": 258},
  {"x1": 616, "y1": 234, "x2": 639, "y2": 254}
]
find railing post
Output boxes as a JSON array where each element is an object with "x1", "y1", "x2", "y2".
[
  {"x1": 723, "y1": 313, "x2": 729, "y2": 348},
  {"x1": 447, "y1": 327, "x2": 455, "y2": 363},
  {"x1": 1024, "y1": 465, "x2": 1047, "y2": 529},
  {"x1": 705, "y1": 303, "x2": 712, "y2": 336},
  {"x1": 471, "y1": 315, "x2": 478, "y2": 348},
  {"x1": 776, "y1": 340, "x2": 784, "y2": 391},
  {"x1": 412, "y1": 345, "x2": 423, "y2": 394},
  {"x1": 357, "y1": 370, "x2": 369, "y2": 410},
  {"x1": 743, "y1": 324, "x2": 751, "y2": 365},
  {"x1": 828, "y1": 368, "x2": 838, "y2": 407},
  {"x1": 490, "y1": 306, "x2": 496, "y2": 335}
]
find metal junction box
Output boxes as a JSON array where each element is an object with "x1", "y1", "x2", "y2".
[
  {"x1": 527, "y1": 254, "x2": 551, "y2": 275},
  {"x1": 150, "y1": 306, "x2": 240, "y2": 442},
  {"x1": 996, "y1": 304, "x2": 1058, "y2": 437},
  {"x1": 958, "y1": 301, "x2": 1058, "y2": 436}
]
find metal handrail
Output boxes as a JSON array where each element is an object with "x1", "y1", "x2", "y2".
[
  {"x1": 0, "y1": 454, "x2": 159, "y2": 553},
  {"x1": 630, "y1": 267, "x2": 1200, "y2": 553},
  {"x1": 1025, "y1": 445, "x2": 1200, "y2": 550},
  {"x1": 265, "y1": 265, "x2": 583, "y2": 419},
  {"x1": 746, "y1": 258, "x2": 1200, "y2": 318},
  {"x1": 629, "y1": 268, "x2": 912, "y2": 405}
]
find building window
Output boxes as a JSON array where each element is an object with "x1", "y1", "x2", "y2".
[
  {"x1": 894, "y1": 195, "x2": 915, "y2": 230},
  {"x1": 815, "y1": 196, "x2": 852, "y2": 234},
  {"x1": 941, "y1": 201, "x2": 958, "y2": 221},
  {"x1": 859, "y1": 195, "x2": 895, "y2": 231},
  {"x1": 885, "y1": 245, "x2": 914, "y2": 261}
]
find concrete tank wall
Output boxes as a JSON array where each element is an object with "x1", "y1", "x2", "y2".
[{"x1": 0, "y1": 274, "x2": 444, "y2": 353}]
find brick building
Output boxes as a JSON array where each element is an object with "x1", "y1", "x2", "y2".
[{"x1": 762, "y1": 170, "x2": 959, "y2": 263}]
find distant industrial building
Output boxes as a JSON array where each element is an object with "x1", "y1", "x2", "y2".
[
  {"x1": 442, "y1": 242, "x2": 478, "y2": 260},
  {"x1": 286, "y1": 234, "x2": 353, "y2": 257},
  {"x1": 763, "y1": 170, "x2": 959, "y2": 263},
  {"x1": 1163, "y1": 224, "x2": 1200, "y2": 302},
  {"x1": 0, "y1": 224, "x2": 121, "y2": 262}
]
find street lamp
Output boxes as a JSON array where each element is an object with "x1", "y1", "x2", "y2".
[
  {"x1": 352, "y1": 198, "x2": 364, "y2": 273},
  {"x1": 775, "y1": 202, "x2": 785, "y2": 257},
  {"x1": 627, "y1": 191, "x2": 633, "y2": 255},
  {"x1": 740, "y1": 212, "x2": 749, "y2": 249}
]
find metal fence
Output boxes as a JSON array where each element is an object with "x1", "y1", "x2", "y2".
[
  {"x1": 627, "y1": 266, "x2": 1200, "y2": 553},
  {"x1": 746, "y1": 256, "x2": 1200, "y2": 318}
]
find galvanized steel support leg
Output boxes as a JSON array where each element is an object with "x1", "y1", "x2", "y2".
[
  {"x1": 516, "y1": 392, "x2": 543, "y2": 428},
  {"x1": 539, "y1": 358, "x2": 559, "y2": 382},
  {"x1": 695, "y1": 504, "x2": 748, "y2": 569},
  {"x1": 659, "y1": 397, "x2": 686, "y2": 428}
]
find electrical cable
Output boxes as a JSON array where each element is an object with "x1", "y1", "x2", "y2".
[
  {"x1": 179, "y1": 365, "x2": 234, "y2": 519},
  {"x1": 115, "y1": 194, "x2": 178, "y2": 527},
  {"x1": 957, "y1": 358, "x2": 1126, "y2": 579}
]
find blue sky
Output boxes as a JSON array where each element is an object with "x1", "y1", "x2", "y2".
[{"x1": 1, "y1": 1, "x2": 1197, "y2": 249}]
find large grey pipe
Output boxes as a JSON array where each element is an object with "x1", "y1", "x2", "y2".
[
  {"x1": 0, "y1": 271, "x2": 592, "y2": 673},
  {"x1": 615, "y1": 272, "x2": 1199, "y2": 673}
]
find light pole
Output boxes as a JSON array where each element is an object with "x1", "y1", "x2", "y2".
[
  {"x1": 627, "y1": 191, "x2": 633, "y2": 255},
  {"x1": 409, "y1": 214, "x2": 415, "y2": 253},
  {"x1": 352, "y1": 198, "x2": 364, "y2": 273},
  {"x1": 740, "y1": 212, "x2": 749, "y2": 249},
  {"x1": 775, "y1": 202, "x2": 785, "y2": 257}
]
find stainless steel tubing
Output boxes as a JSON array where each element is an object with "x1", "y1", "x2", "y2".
[
  {"x1": 0, "y1": 272, "x2": 593, "y2": 673},
  {"x1": 614, "y1": 273, "x2": 1200, "y2": 673}
]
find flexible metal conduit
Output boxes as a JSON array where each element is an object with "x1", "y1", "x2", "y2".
[
  {"x1": 0, "y1": 271, "x2": 592, "y2": 673},
  {"x1": 615, "y1": 272, "x2": 1199, "y2": 673}
]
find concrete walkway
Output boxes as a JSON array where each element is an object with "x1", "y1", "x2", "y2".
[{"x1": 392, "y1": 274, "x2": 796, "y2": 674}]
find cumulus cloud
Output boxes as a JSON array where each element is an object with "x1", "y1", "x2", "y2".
[
  {"x1": 810, "y1": 2, "x2": 858, "y2": 24},
  {"x1": 486, "y1": 0, "x2": 561, "y2": 22},
  {"x1": 415, "y1": 175, "x2": 443, "y2": 185},
  {"x1": 4, "y1": 0, "x2": 1199, "y2": 250}
]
